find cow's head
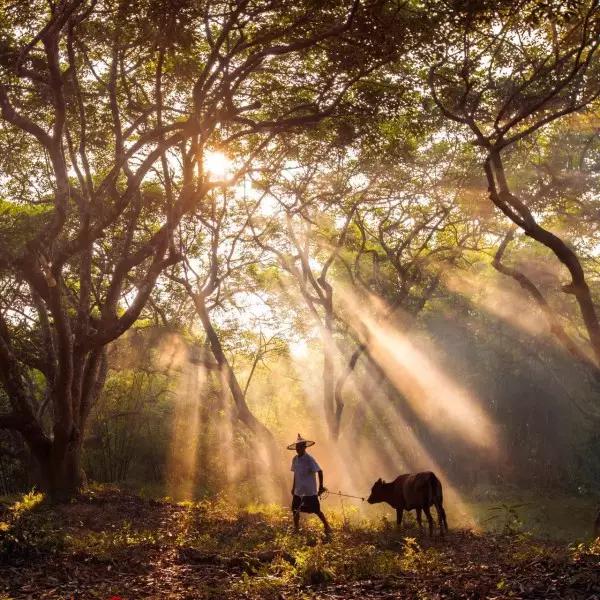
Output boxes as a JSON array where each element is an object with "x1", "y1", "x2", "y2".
[{"x1": 367, "y1": 478, "x2": 386, "y2": 504}]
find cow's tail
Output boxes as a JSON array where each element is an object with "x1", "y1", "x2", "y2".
[
  {"x1": 429, "y1": 472, "x2": 448, "y2": 533},
  {"x1": 431, "y1": 472, "x2": 443, "y2": 504}
]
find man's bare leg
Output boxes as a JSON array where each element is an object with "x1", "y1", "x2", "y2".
[
  {"x1": 317, "y1": 511, "x2": 332, "y2": 535},
  {"x1": 293, "y1": 510, "x2": 300, "y2": 532}
]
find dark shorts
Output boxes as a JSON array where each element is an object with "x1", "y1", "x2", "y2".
[{"x1": 292, "y1": 494, "x2": 320, "y2": 514}]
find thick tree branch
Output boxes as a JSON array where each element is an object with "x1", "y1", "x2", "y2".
[{"x1": 493, "y1": 229, "x2": 600, "y2": 376}]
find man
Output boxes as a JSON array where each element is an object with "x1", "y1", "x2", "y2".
[{"x1": 288, "y1": 433, "x2": 331, "y2": 536}]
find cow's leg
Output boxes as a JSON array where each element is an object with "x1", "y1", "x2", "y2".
[
  {"x1": 423, "y1": 506, "x2": 434, "y2": 537},
  {"x1": 396, "y1": 508, "x2": 404, "y2": 529},
  {"x1": 416, "y1": 508, "x2": 423, "y2": 533},
  {"x1": 436, "y1": 503, "x2": 448, "y2": 534}
]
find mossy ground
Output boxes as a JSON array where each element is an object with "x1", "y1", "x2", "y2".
[{"x1": 0, "y1": 487, "x2": 598, "y2": 599}]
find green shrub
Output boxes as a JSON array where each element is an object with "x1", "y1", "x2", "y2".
[{"x1": 485, "y1": 503, "x2": 526, "y2": 535}]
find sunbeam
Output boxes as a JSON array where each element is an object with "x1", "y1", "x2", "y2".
[
  {"x1": 337, "y1": 286, "x2": 501, "y2": 458},
  {"x1": 444, "y1": 270, "x2": 548, "y2": 338},
  {"x1": 166, "y1": 359, "x2": 206, "y2": 500}
]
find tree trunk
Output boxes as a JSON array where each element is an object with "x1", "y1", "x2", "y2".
[
  {"x1": 34, "y1": 440, "x2": 85, "y2": 502},
  {"x1": 323, "y1": 334, "x2": 337, "y2": 438},
  {"x1": 321, "y1": 284, "x2": 342, "y2": 439},
  {"x1": 20, "y1": 348, "x2": 107, "y2": 502},
  {"x1": 192, "y1": 292, "x2": 275, "y2": 443}
]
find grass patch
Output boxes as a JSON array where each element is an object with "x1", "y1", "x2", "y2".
[
  {"x1": 458, "y1": 492, "x2": 599, "y2": 540},
  {"x1": 0, "y1": 491, "x2": 65, "y2": 561}
]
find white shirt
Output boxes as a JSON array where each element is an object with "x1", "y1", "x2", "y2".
[{"x1": 291, "y1": 452, "x2": 321, "y2": 496}]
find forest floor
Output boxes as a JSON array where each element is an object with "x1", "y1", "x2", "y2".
[{"x1": 0, "y1": 488, "x2": 599, "y2": 600}]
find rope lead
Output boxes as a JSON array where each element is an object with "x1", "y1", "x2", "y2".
[{"x1": 321, "y1": 489, "x2": 365, "y2": 502}]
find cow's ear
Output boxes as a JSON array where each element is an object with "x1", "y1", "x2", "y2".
[{"x1": 377, "y1": 478, "x2": 382, "y2": 484}]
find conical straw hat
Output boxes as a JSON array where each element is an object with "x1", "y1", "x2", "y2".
[{"x1": 287, "y1": 433, "x2": 315, "y2": 450}]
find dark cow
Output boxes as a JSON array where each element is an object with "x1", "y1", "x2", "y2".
[{"x1": 367, "y1": 471, "x2": 448, "y2": 536}]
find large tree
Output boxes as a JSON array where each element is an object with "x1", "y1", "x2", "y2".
[
  {"x1": 0, "y1": 0, "x2": 372, "y2": 499},
  {"x1": 424, "y1": 0, "x2": 600, "y2": 530},
  {"x1": 427, "y1": 0, "x2": 600, "y2": 373}
]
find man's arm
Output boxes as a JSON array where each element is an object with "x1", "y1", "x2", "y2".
[
  {"x1": 318, "y1": 470, "x2": 325, "y2": 495},
  {"x1": 291, "y1": 473, "x2": 296, "y2": 496}
]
